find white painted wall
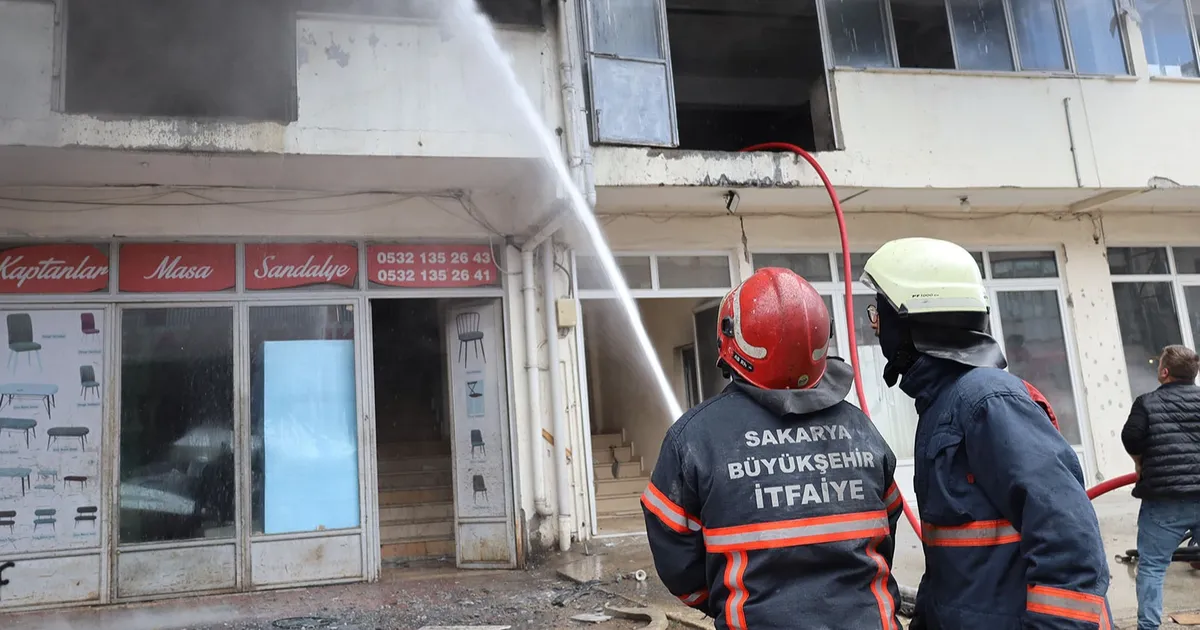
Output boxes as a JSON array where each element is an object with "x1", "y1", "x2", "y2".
[{"x1": 0, "y1": 5, "x2": 561, "y2": 159}]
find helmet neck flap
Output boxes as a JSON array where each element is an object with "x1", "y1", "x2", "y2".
[{"x1": 875, "y1": 297, "x2": 1007, "y2": 387}]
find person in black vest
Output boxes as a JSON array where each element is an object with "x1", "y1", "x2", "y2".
[{"x1": 1122, "y1": 344, "x2": 1200, "y2": 630}]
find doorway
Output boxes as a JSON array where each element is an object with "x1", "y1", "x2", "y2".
[{"x1": 369, "y1": 298, "x2": 516, "y2": 569}]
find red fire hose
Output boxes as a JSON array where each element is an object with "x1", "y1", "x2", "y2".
[{"x1": 738, "y1": 142, "x2": 1136, "y2": 536}]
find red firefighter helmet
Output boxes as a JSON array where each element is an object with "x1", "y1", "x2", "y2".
[{"x1": 717, "y1": 267, "x2": 831, "y2": 390}]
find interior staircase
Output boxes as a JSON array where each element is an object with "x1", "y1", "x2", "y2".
[
  {"x1": 591, "y1": 430, "x2": 651, "y2": 533},
  {"x1": 377, "y1": 440, "x2": 456, "y2": 564}
]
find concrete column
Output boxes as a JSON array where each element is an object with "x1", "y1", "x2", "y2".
[{"x1": 1060, "y1": 222, "x2": 1135, "y2": 482}]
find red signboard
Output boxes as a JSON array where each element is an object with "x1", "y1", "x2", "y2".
[
  {"x1": 245, "y1": 243, "x2": 358, "y2": 290},
  {"x1": 368, "y1": 244, "x2": 499, "y2": 288},
  {"x1": 119, "y1": 243, "x2": 237, "y2": 293},
  {"x1": 0, "y1": 244, "x2": 110, "y2": 294}
]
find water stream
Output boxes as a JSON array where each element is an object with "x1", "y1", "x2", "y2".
[{"x1": 442, "y1": 0, "x2": 684, "y2": 421}]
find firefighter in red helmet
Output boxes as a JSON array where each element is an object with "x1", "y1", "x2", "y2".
[{"x1": 641, "y1": 268, "x2": 903, "y2": 629}]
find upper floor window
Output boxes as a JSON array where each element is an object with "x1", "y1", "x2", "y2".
[
  {"x1": 65, "y1": 0, "x2": 297, "y2": 121},
  {"x1": 579, "y1": 0, "x2": 838, "y2": 152},
  {"x1": 1135, "y1": 0, "x2": 1200, "y2": 77},
  {"x1": 824, "y1": 0, "x2": 1130, "y2": 75}
]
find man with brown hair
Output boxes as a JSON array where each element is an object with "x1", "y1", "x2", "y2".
[{"x1": 1122, "y1": 344, "x2": 1200, "y2": 630}]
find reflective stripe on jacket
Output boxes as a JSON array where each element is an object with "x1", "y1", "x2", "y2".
[{"x1": 903, "y1": 356, "x2": 1112, "y2": 630}]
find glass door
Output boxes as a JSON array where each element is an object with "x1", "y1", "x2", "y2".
[
  {"x1": 115, "y1": 304, "x2": 240, "y2": 598},
  {"x1": 244, "y1": 301, "x2": 367, "y2": 587}
]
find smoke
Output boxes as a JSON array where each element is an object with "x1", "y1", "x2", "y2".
[{"x1": 8, "y1": 605, "x2": 240, "y2": 630}]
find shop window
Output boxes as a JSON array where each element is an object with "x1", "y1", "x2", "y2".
[
  {"x1": 825, "y1": 0, "x2": 1128, "y2": 75},
  {"x1": 65, "y1": 0, "x2": 296, "y2": 121},
  {"x1": 658, "y1": 255, "x2": 732, "y2": 289},
  {"x1": 1112, "y1": 282, "x2": 1183, "y2": 396},
  {"x1": 582, "y1": 0, "x2": 838, "y2": 152},
  {"x1": 249, "y1": 305, "x2": 359, "y2": 535},
  {"x1": 1108, "y1": 246, "x2": 1200, "y2": 396},
  {"x1": 119, "y1": 307, "x2": 235, "y2": 544},
  {"x1": 577, "y1": 255, "x2": 654, "y2": 291},
  {"x1": 576, "y1": 253, "x2": 732, "y2": 293},
  {"x1": 996, "y1": 290, "x2": 1080, "y2": 443},
  {"x1": 1108, "y1": 246, "x2": 1171, "y2": 275},
  {"x1": 752, "y1": 252, "x2": 834, "y2": 282},
  {"x1": 989, "y1": 250, "x2": 1058, "y2": 279},
  {"x1": 1135, "y1": 0, "x2": 1200, "y2": 77},
  {"x1": 0, "y1": 309, "x2": 105, "y2": 553}
]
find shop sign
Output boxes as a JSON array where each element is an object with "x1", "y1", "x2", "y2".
[
  {"x1": 368, "y1": 244, "x2": 500, "y2": 288},
  {"x1": 119, "y1": 243, "x2": 236, "y2": 292},
  {"x1": 0, "y1": 244, "x2": 110, "y2": 293},
  {"x1": 245, "y1": 243, "x2": 358, "y2": 290}
]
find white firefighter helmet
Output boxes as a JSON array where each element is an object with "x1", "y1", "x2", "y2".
[{"x1": 860, "y1": 237, "x2": 988, "y2": 316}]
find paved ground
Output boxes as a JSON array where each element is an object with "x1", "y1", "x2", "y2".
[
  {"x1": 4, "y1": 489, "x2": 1198, "y2": 629},
  {"x1": 5, "y1": 562, "x2": 688, "y2": 630}
]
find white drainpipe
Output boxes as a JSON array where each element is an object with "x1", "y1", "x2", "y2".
[
  {"x1": 521, "y1": 247, "x2": 553, "y2": 517},
  {"x1": 556, "y1": 0, "x2": 596, "y2": 208},
  {"x1": 542, "y1": 241, "x2": 573, "y2": 551}
]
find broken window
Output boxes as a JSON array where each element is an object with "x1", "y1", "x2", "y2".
[
  {"x1": 65, "y1": 0, "x2": 297, "y2": 121},
  {"x1": 822, "y1": 0, "x2": 1128, "y2": 74},
  {"x1": 1136, "y1": 0, "x2": 1200, "y2": 77},
  {"x1": 666, "y1": 0, "x2": 834, "y2": 151},
  {"x1": 579, "y1": 0, "x2": 839, "y2": 151}
]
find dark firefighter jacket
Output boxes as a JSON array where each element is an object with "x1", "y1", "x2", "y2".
[
  {"x1": 641, "y1": 358, "x2": 903, "y2": 630},
  {"x1": 902, "y1": 355, "x2": 1113, "y2": 630}
]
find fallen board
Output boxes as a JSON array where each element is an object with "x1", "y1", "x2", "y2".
[{"x1": 1171, "y1": 612, "x2": 1200, "y2": 625}]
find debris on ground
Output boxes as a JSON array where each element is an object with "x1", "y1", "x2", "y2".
[
  {"x1": 571, "y1": 613, "x2": 615, "y2": 622},
  {"x1": 605, "y1": 603, "x2": 669, "y2": 630},
  {"x1": 1171, "y1": 612, "x2": 1200, "y2": 625}
]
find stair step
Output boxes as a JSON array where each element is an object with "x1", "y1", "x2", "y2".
[
  {"x1": 380, "y1": 486, "x2": 453, "y2": 505},
  {"x1": 594, "y1": 460, "x2": 643, "y2": 480},
  {"x1": 381, "y1": 536, "x2": 455, "y2": 561},
  {"x1": 597, "y1": 493, "x2": 642, "y2": 515},
  {"x1": 380, "y1": 518, "x2": 454, "y2": 542},
  {"x1": 377, "y1": 457, "x2": 452, "y2": 473},
  {"x1": 591, "y1": 433, "x2": 626, "y2": 450},
  {"x1": 596, "y1": 477, "x2": 648, "y2": 496},
  {"x1": 592, "y1": 445, "x2": 634, "y2": 464},
  {"x1": 379, "y1": 501, "x2": 454, "y2": 523},
  {"x1": 379, "y1": 469, "x2": 454, "y2": 489}
]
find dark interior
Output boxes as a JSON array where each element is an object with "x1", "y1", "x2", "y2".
[
  {"x1": 371, "y1": 299, "x2": 448, "y2": 445},
  {"x1": 65, "y1": 0, "x2": 296, "y2": 121},
  {"x1": 891, "y1": 0, "x2": 955, "y2": 70},
  {"x1": 664, "y1": 0, "x2": 828, "y2": 151},
  {"x1": 64, "y1": 0, "x2": 542, "y2": 121}
]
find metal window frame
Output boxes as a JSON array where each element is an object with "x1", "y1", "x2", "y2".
[
  {"x1": 1139, "y1": 0, "x2": 1200, "y2": 77},
  {"x1": 1108, "y1": 245, "x2": 1200, "y2": 352},
  {"x1": 578, "y1": 0, "x2": 680, "y2": 147},
  {"x1": 575, "y1": 251, "x2": 737, "y2": 300},
  {"x1": 848, "y1": 0, "x2": 1131, "y2": 76}
]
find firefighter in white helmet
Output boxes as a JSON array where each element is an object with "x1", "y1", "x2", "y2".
[{"x1": 862, "y1": 237, "x2": 1113, "y2": 630}]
